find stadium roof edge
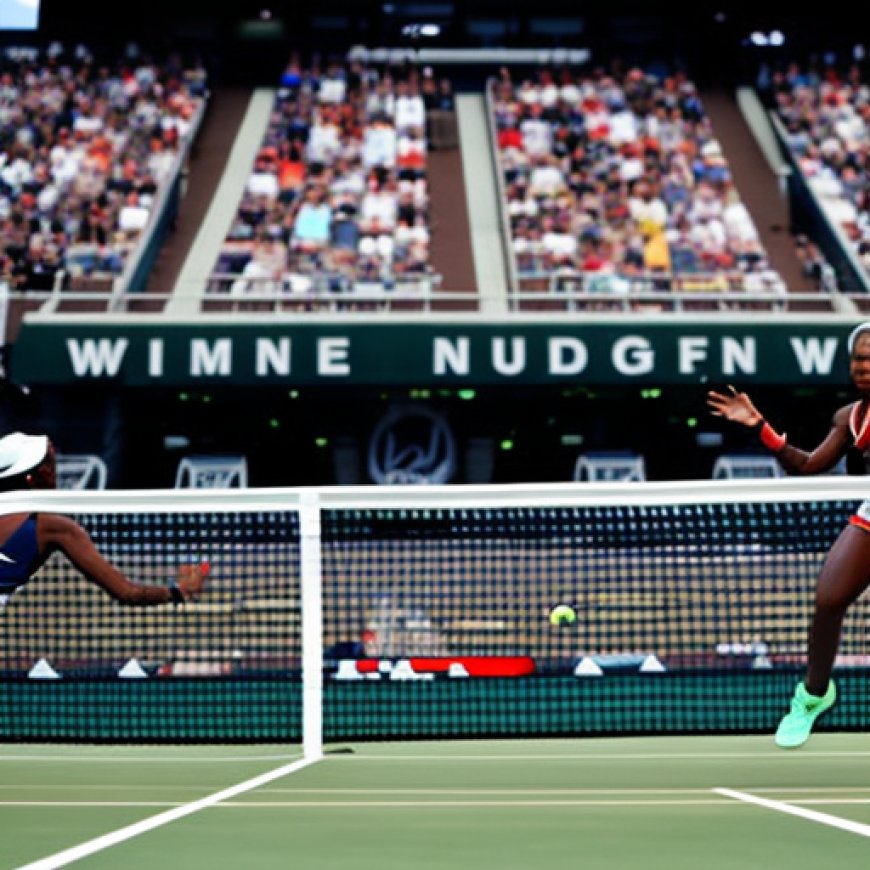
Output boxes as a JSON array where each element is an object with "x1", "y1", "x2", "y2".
[{"x1": 17, "y1": 312, "x2": 868, "y2": 327}]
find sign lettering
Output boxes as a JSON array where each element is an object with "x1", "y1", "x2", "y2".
[{"x1": 10, "y1": 324, "x2": 857, "y2": 387}]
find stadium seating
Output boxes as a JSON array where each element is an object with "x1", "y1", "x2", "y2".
[
  {"x1": 0, "y1": 43, "x2": 207, "y2": 298},
  {"x1": 491, "y1": 65, "x2": 788, "y2": 310},
  {"x1": 206, "y1": 58, "x2": 441, "y2": 309},
  {"x1": 768, "y1": 61, "x2": 870, "y2": 281}
]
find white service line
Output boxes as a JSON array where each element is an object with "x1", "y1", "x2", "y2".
[
  {"x1": 5, "y1": 749, "x2": 870, "y2": 764},
  {"x1": 323, "y1": 751, "x2": 870, "y2": 761},
  {"x1": 14, "y1": 756, "x2": 319, "y2": 870},
  {"x1": 714, "y1": 788, "x2": 870, "y2": 838},
  {"x1": 3, "y1": 802, "x2": 183, "y2": 808},
  {"x1": 0, "y1": 754, "x2": 299, "y2": 763}
]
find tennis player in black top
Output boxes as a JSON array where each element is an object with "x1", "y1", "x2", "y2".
[
  {"x1": 708, "y1": 322, "x2": 870, "y2": 747},
  {"x1": 0, "y1": 432, "x2": 207, "y2": 610}
]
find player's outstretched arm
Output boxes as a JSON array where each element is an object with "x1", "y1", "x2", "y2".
[
  {"x1": 36, "y1": 514, "x2": 207, "y2": 605},
  {"x1": 707, "y1": 386, "x2": 850, "y2": 474}
]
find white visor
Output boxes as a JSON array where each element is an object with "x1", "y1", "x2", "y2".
[{"x1": 0, "y1": 432, "x2": 49, "y2": 479}]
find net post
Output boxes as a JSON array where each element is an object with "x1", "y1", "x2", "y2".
[{"x1": 299, "y1": 491, "x2": 323, "y2": 760}]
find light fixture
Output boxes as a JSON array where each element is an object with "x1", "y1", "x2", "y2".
[{"x1": 401, "y1": 22, "x2": 441, "y2": 37}]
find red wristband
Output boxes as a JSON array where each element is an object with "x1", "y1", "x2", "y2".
[{"x1": 759, "y1": 421, "x2": 786, "y2": 451}]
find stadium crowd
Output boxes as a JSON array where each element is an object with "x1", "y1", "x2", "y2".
[
  {"x1": 3, "y1": 42, "x2": 859, "y2": 311},
  {"x1": 210, "y1": 54, "x2": 451, "y2": 302},
  {"x1": 0, "y1": 42, "x2": 205, "y2": 294},
  {"x1": 492, "y1": 64, "x2": 788, "y2": 302},
  {"x1": 768, "y1": 60, "x2": 870, "y2": 278}
]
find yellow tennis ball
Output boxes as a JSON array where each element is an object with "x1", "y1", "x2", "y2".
[{"x1": 549, "y1": 604, "x2": 577, "y2": 626}]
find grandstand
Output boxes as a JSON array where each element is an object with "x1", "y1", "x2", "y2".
[{"x1": 0, "y1": 1, "x2": 868, "y2": 489}]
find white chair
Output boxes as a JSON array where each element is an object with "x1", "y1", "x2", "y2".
[
  {"x1": 573, "y1": 451, "x2": 646, "y2": 482},
  {"x1": 174, "y1": 455, "x2": 248, "y2": 489},
  {"x1": 711, "y1": 454, "x2": 783, "y2": 479},
  {"x1": 56, "y1": 454, "x2": 108, "y2": 490}
]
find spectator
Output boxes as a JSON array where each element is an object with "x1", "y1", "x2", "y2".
[{"x1": 291, "y1": 187, "x2": 332, "y2": 249}]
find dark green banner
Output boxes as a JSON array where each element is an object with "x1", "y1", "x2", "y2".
[{"x1": 9, "y1": 321, "x2": 858, "y2": 386}]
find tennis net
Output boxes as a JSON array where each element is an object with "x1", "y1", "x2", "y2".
[{"x1": 1, "y1": 480, "x2": 869, "y2": 747}]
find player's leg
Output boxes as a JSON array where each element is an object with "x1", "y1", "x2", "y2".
[
  {"x1": 775, "y1": 523, "x2": 870, "y2": 748},
  {"x1": 805, "y1": 524, "x2": 870, "y2": 694}
]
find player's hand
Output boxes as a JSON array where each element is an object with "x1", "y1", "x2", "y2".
[
  {"x1": 707, "y1": 385, "x2": 764, "y2": 428},
  {"x1": 176, "y1": 561, "x2": 210, "y2": 600}
]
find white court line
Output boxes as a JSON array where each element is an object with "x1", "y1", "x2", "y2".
[
  {"x1": 0, "y1": 754, "x2": 300, "y2": 764},
  {"x1": 3, "y1": 802, "x2": 184, "y2": 808},
  {"x1": 2, "y1": 799, "x2": 733, "y2": 809},
  {"x1": 795, "y1": 800, "x2": 870, "y2": 806},
  {"x1": 4, "y1": 750, "x2": 870, "y2": 764},
  {"x1": 233, "y1": 787, "x2": 715, "y2": 795},
  {"x1": 0, "y1": 787, "x2": 714, "y2": 795},
  {"x1": 714, "y1": 788, "x2": 870, "y2": 838},
  {"x1": 9, "y1": 797, "x2": 870, "y2": 810},
  {"x1": 216, "y1": 799, "x2": 731, "y2": 808},
  {"x1": 13, "y1": 756, "x2": 319, "y2": 870},
  {"x1": 322, "y1": 751, "x2": 870, "y2": 761},
  {"x1": 752, "y1": 785, "x2": 870, "y2": 796},
  {"x1": 0, "y1": 785, "x2": 213, "y2": 791},
  {"x1": 10, "y1": 785, "x2": 870, "y2": 796},
  {"x1": 8, "y1": 789, "x2": 870, "y2": 816}
]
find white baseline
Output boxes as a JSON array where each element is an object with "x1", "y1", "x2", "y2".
[
  {"x1": 15, "y1": 756, "x2": 318, "y2": 870},
  {"x1": 714, "y1": 788, "x2": 870, "y2": 838}
]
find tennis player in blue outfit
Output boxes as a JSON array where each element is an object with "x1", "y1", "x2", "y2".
[
  {"x1": 708, "y1": 322, "x2": 870, "y2": 748},
  {"x1": 0, "y1": 432, "x2": 207, "y2": 609}
]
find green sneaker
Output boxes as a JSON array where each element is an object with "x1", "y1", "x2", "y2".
[{"x1": 774, "y1": 681, "x2": 837, "y2": 749}]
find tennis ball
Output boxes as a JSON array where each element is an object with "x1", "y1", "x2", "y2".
[{"x1": 549, "y1": 604, "x2": 577, "y2": 627}]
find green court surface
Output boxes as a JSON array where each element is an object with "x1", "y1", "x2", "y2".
[{"x1": 4, "y1": 735, "x2": 870, "y2": 869}]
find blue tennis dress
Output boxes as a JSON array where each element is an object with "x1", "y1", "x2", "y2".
[{"x1": 0, "y1": 515, "x2": 41, "y2": 606}]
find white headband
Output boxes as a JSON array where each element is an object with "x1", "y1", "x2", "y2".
[{"x1": 848, "y1": 322, "x2": 870, "y2": 354}]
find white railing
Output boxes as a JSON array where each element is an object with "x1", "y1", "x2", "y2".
[
  {"x1": 484, "y1": 78, "x2": 521, "y2": 296},
  {"x1": 5, "y1": 285, "x2": 865, "y2": 323},
  {"x1": 205, "y1": 271, "x2": 441, "y2": 300}
]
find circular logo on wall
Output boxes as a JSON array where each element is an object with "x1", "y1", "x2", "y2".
[{"x1": 367, "y1": 405, "x2": 456, "y2": 484}]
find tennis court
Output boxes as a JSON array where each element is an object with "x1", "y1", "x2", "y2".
[
  {"x1": 5, "y1": 483, "x2": 870, "y2": 868},
  {"x1": 4, "y1": 734, "x2": 870, "y2": 869}
]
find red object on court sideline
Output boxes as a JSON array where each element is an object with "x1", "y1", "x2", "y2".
[{"x1": 353, "y1": 656, "x2": 535, "y2": 677}]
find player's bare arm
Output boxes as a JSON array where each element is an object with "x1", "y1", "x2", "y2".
[
  {"x1": 774, "y1": 404, "x2": 852, "y2": 475},
  {"x1": 707, "y1": 387, "x2": 851, "y2": 475},
  {"x1": 36, "y1": 514, "x2": 205, "y2": 605}
]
